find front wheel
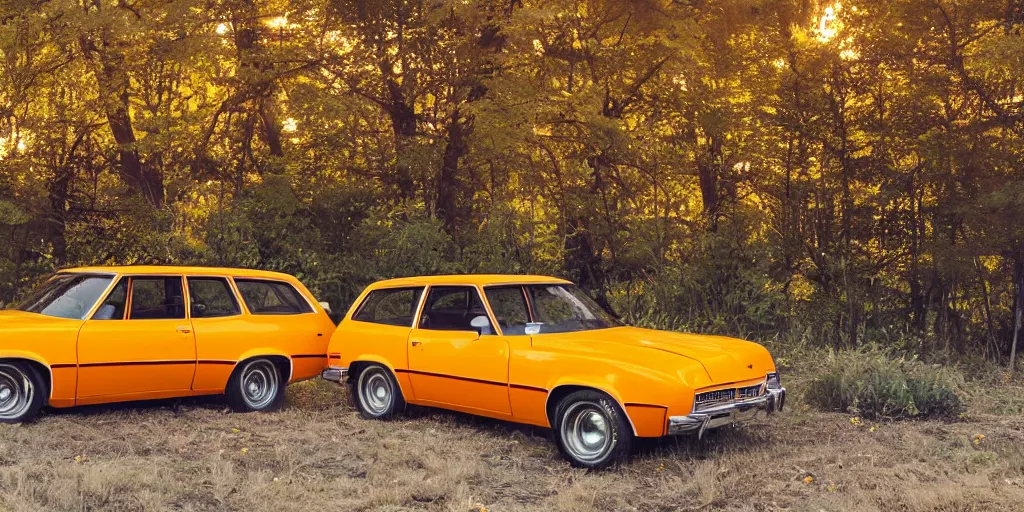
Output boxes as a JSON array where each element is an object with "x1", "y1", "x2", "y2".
[
  {"x1": 351, "y1": 364, "x2": 405, "y2": 420},
  {"x1": 553, "y1": 390, "x2": 633, "y2": 469},
  {"x1": 0, "y1": 362, "x2": 46, "y2": 424},
  {"x1": 226, "y1": 359, "x2": 285, "y2": 412}
]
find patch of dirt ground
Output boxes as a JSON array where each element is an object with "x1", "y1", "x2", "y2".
[{"x1": 1, "y1": 378, "x2": 1023, "y2": 511}]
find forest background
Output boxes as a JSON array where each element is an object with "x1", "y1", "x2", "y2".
[{"x1": 2, "y1": 0, "x2": 1024, "y2": 370}]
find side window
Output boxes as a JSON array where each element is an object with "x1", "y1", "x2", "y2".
[
  {"x1": 234, "y1": 279, "x2": 314, "y2": 315},
  {"x1": 419, "y1": 286, "x2": 492, "y2": 333},
  {"x1": 353, "y1": 287, "x2": 423, "y2": 327},
  {"x1": 129, "y1": 277, "x2": 186, "y2": 320},
  {"x1": 188, "y1": 277, "x2": 241, "y2": 318},
  {"x1": 93, "y1": 278, "x2": 128, "y2": 320},
  {"x1": 484, "y1": 286, "x2": 530, "y2": 335}
]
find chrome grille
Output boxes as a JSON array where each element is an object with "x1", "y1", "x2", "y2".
[
  {"x1": 738, "y1": 384, "x2": 763, "y2": 399},
  {"x1": 694, "y1": 388, "x2": 735, "y2": 408}
]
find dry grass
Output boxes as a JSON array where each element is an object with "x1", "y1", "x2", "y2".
[{"x1": 1, "y1": 375, "x2": 1023, "y2": 512}]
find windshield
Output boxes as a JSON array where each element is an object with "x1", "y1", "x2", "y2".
[
  {"x1": 14, "y1": 273, "x2": 114, "y2": 320},
  {"x1": 485, "y1": 284, "x2": 622, "y2": 335}
]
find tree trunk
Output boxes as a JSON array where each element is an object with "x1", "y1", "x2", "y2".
[
  {"x1": 1011, "y1": 257, "x2": 1023, "y2": 373},
  {"x1": 82, "y1": 34, "x2": 164, "y2": 208}
]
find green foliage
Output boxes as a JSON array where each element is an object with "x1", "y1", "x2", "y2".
[
  {"x1": 0, "y1": 0, "x2": 1022, "y2": 363},
  {"x1": 805, "y1": 348, "x2": 966, "y2": 420}
]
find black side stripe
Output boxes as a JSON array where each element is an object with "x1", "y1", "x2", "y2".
[
  {"x1": 79, "y1": 360, "x2": 195, "y2": 368},
  {"x1": 394, "y1": 368, "x2": 548, "y2": 392},
  {"x1": 509, "y1": 383, "x2": 548, "y2": 393},
  {"x1": 291, "y1": 354, "x2": 328, "y2": 359},
  {"x1": 623, "y1": 402, "x2": 668, "y2": 410},
  {"x1": 50, "y1": 363, "x2": 77, "y2": 369}
]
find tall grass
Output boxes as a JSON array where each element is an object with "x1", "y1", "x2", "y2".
[{"x1": 805, "y1": 348, "x2": 965, "y2": 420}]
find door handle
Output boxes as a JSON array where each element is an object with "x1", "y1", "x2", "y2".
[
  {"x1": 410, "y1": 340, "x2": 422, "y2": 347},
  {"x1": 176, "y1": 326, "x2": 192, "y2": 334}
]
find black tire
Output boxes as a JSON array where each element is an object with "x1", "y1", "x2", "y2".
[
  {"x1": 226, "y1": 358, "x2": 285, "y2": 412},
  {"x1": 553, "y1": 390, "x2": 633, "y2": 469},
  {"x1": 351, "y1": 364, "x2": 405, "y2": 420},
  {"x1": 0, "y1": 361, "x2": 46, "y2": 424}
]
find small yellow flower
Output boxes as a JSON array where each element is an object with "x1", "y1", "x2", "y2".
[
  {"x1": 803, "y1": 475, "x2": 815, "y2": 484},
  {"x1": 231, "y1": 428, "x2": 241, "y2": 434},
  {"x1": 826, "y1": 480, "x2": 838, "y2": 493},
  {"x1": 849, "y1": 416, "x2": 862, "y2": 427},
  {"x1": 240, "y1": 447, "x2": 249, "y2": 455},
  {"x1": 74, "y1": 455, "x2": 86, "y2": 464},
  {"x1": 869, "y1": 425, "x2": 878, "y2": 433},
  {"x1": 973, "y1": 434, "x2": 985, "y2": 446}
]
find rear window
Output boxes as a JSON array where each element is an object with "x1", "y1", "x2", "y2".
[
  {"x1": 234, "y1": 279, "x2": 313, "y2": 315},
  {"x1": 353, "y1": 287, "x2": 424, "y2": 327}
]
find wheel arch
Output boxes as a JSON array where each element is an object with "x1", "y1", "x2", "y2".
[
  {"x1": 232, "y1": 350, "x2": 292, "y2": 386},
  {"x1": 0, "y1": 353, "x2": 53, "y2": 401},
  {"x1": 346, "y1": 357, "x2": 412, "y2": 400},
  {"x1": 545, "y1": 383, "x2": 637, "y2": 436}
]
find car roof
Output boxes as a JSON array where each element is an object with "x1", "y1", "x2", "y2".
[
  {"x1": 369, "y1": 274, "x2": 573, "y2": 288},
  {"x1": 60, "y1": 265, "x2": 297, "y2": 281}
]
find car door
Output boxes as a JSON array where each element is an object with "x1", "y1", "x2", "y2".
[
  {"x1": 76, "y1": 275, "x2": 197, "y2": 401},
  {"x1": 406, "y1": 285, "x2": 511, "y2": 415},
  {"x1": 185, "y1": 276, "x2": 248, "y2": 393}
]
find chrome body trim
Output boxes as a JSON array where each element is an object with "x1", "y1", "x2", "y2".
[
  {"x1": 321, "y1": 366, "x2": 348, "y2": 383},
  {"x1": 668, "y1": 387, "x2": 785, "y2": 437}
]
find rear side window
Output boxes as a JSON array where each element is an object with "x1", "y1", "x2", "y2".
[
  {"x1": 188, "y1": 277, "x2": 241, "y2": 318},
  {"x1": 234, "y1": 279, "x2": 313, "y2": 315},
  {"x1": 353, "y1": 287, "x2": 424, "y2": 327},
  {"x1": 129, "y1": 277, "x2": 186, "y2": 320}
]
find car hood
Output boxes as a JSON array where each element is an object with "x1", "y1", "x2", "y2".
[
  {"x1": 0, "y1": 310, "x2": 76, "y2": 330},
  {"x1": 587, "y1": 326, "x2": 776, "y2": 383}
]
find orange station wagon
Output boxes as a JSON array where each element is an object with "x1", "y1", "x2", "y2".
[
  {"x1": 0, "y1": 266, "x2": 335, "y2": 423},
  {"x1": 323, "y1": 275, "x2": 786, "y2": 468}
]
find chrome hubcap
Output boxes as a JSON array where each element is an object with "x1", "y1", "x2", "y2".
[
  {"x1": 561, "y1": 402, "x2": 613, "y2": 463},
  {"x1": 359, "y1": 370, "x2": 392, "y2": 416},
  {"x1": 239, "y1": 360, "x2": 279, "y2": 409},
  {"x1": 0, "y1": 365, "x2": 33, "y2": 420}
]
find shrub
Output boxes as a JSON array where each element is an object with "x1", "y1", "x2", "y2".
[{"x1": 805, "y1": 348, "x2": 965, "y2": 420}]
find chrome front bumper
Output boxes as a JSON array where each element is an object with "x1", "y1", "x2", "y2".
[
  {"x1": 668, "y1": 387, "x2": 786, "y2": 437},
  {"x1": 321, "y1": 366, "x2": 348, "y2": 383}
]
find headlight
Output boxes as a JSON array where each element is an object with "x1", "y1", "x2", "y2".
[{"x1": 766, "y1": 372, "x2": 782, "y2": 390}]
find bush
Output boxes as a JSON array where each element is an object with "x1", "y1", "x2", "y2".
[{"x1": 805, "y1": 348, "x2": 965, "y2": 420}]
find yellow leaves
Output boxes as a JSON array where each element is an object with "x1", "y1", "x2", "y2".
[
  {"x1": 869, "y1": 424, "x2": 878, "y2": 433},
  {"x1": 973, "y1": 434, "x2": 985, "y2": 447},
  {"x1": 231, "y1": 428, "x2": 240, "y2": 433},
  {"x1": 849, "y1": 416, "x2": 862, "y2": 427},
  {"x1": 240, "y1": 447, "x2": 249, "y2": 455},
  {"x1": 803, "y1": 475, "x2": 815, "y2": 484},
  {"x1": 73, "y1": 455, "x2": 88, "y2": 464}
]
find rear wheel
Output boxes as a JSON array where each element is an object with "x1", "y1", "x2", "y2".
[
  {"x1": 227, "y1": 358, "x2": 285, "y2": 412},
  {"x1": 351, "y1": 364, "x2": 405, "y2": 420},
  {"x1": 0, "y1": 362, "x2": 45, "y2": 424},
  {"x1": 553, "y1": 390, "x2": 633, "y2": 469}
]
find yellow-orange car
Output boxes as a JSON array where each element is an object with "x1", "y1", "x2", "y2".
[
  {"x1": 323, "y1": 275, "x2": 786, "y2": 468},
  {"x1": 0, "y1": 266, "x2": 335, "y2": 423}
]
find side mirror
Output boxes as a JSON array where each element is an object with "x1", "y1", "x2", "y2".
[
  {"x1": 94, "y1": 304, "x2": 117, "y2": 320},
  {"x1": 319, "y1": 301, "x2": 332, "y2": 313},
  {"x1": 470, "y1": 315, "x2": 493, "y2": 337}
]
